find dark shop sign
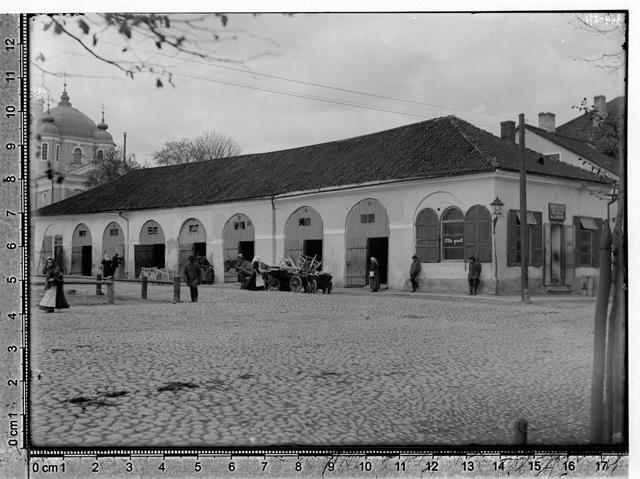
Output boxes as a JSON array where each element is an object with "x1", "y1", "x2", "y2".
[
  {"x1": 443, "y1": 234, "x2": 464, "y2": 246},
  {"x1": 548, "y1": 203, "x2": 566, "y2": 222}
]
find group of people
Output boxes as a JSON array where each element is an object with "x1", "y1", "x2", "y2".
[
  {"x1": 397, "y1": 254, "x2": 482, "y2": 295},
  {"x1": 100, "y1": 253, "x2": 121, "y2": 279},
  {"x1": 38, "y1": 257, "x2": 69, "y2": 313}
]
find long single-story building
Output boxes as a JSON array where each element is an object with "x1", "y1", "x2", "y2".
[{"x1": 33, "y1": 115, "x2": 612, "y2": 294}]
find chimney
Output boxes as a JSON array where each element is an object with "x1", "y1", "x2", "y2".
[
  {"x1": 500, "y1": 120, "x2": 516, "y2": 143},
  {"x1": 593, "y1": 95, "x2": 607, "y2": 127},
  {"x1": 538, "y1": 112, "x2": 556, "y2": 132}
]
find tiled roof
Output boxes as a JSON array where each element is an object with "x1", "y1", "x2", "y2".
[
  {"x1": 35, "y1": 116, "x2": 608, "y2": 217},
  {"x1": 524, "y1": 123, "x2": 619, "y2": 176},
  {"x1": 556, "y1": 96, "x2": 624, "y2": 158}
]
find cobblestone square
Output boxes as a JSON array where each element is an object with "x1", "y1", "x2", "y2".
[{"x1": 30, "y1": 284, "x2": 595, "y2": 447}]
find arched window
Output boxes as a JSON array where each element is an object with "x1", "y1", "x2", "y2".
[
  {"x1": 441, "y1": 207, "x2": 464, "y2": 260},
  {"x1": 42, "y1": 192, "x2": 48, "y2": 205},
  {"x1": 464, "y1": 205, "x2": 492, "y2": 262},
  {"x1": 41, "y1": 142, "x2": 49, "y2": 161},
  {"x1": 73, "y1": 147, "x2": 82, "y2": 163},
  {"x1": 55, "y1": 144, "x2": 60, "y2": 163},
  {"x1": 96, "y1": 149, "x2": 103, "y2": 161},
  {"x1": 415, "y1": 208, "x2": 440, "y2": 262}
]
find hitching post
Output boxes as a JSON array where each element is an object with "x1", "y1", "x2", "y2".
[
  {"x1": 173, "y1": 276, "x2": 181, "y2": 303},
  {"x1": 141, "y1": 275, "x2": 148, "y2": 300},
  {"x1": 106, "y1": 281, "x2": 114, "y2": 304},
  {"x1": 96, "y1": 274, "x2": 103, "y2": 295},
  {"x1": 514, "y1": 418, "x2": 528, "y2": 445}
]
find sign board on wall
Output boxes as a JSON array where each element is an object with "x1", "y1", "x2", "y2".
[{"x1": 548, "y1": 203, "x2": 566, "y2": 222}]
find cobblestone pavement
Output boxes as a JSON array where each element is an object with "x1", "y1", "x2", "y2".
[{"x1": 30, "y1": 282, "x2": 596, "y2": 447}]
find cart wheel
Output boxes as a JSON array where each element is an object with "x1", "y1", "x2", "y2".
[
  {"x1": 306, "y1": 279, "x2": 317, "y2": 294},
  {"x1": 268, "y1": 278, "x2": 281, "y2": 291},
  {"x1": 290, "y1": 275, "x2": 302, "y2": 292}
]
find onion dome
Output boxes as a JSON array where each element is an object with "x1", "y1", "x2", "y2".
[
  {"x1": 47, "y1": 86, "x2": 99, "y2": 139},
  {"x1": 94, "y1": 107, "x2": 114, "y2": 143},
  {"x1": 38, "y1": 108, "x2": 59, "y2": 136}
]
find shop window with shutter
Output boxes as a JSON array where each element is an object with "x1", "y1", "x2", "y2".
[
  {"x1": 574, "y1": 216, "x2": 601, "y2": 267},
  {"x1": 441, "y1": 207, "x2": 465, "y2": 260},
  {"x1": 507, "y1": 209, "x2": 543, "y2": 266},
  {"x1": 415, "y1": 208, "x2": 440, "y2": 262},
  {"x1": 463, "y1": 205, "x2": 492, "y2": 262}
]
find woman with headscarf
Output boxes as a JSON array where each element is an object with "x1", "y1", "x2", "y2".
[
  {"x1": 369, "y1": 257, "x2": 380, "y2": 292},
  {"x1": 101, "y1": 254, "x2": 113, "y2": 278},
  {"x1": 39, "y1": 257, "x2": 69, "y2": 313},
  {"x1": 250, "y1": 255, "x2": 265, "y2": 290}
]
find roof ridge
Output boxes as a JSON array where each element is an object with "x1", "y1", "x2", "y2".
[{"x1": 446, "y1": 116, "x2": 494, "y2": 167}]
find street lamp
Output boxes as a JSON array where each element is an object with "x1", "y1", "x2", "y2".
[{"x1": 490, "y1": 196, "x2": 504, "y2": 295}]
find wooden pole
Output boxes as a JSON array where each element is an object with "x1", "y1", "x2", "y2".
[
  {"x1": 518, "y1": 113, "x2": 530, "y2": 303},
  {"x1": 513, "y1": 418, "x2": 528, "y2": 445},
  {"x1": 141, "y1": 275, "x2": 148, "y2": 300},
  {"x1": 590, "y1": 221, "x2": 611, "y2": 443},
  {"x1": 95, "y1": 274, "x2": 103, "y2": 295},
  {"x1": 106, "y1": 281, "x2": 114, "y2": 304},
  {"x1": 173, "y1": 276, "x2": 181, "y2": 303}
]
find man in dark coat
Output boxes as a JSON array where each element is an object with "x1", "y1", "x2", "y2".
[
  {"x1": 183, "y1": 255, "x2": 202, "y2": 302},
  {"x1": 409, "y1": 255, "x2": 421, "y2": 292},
  {"x1": 468, "y1": 256, "x2": 482, "y2": 295}
]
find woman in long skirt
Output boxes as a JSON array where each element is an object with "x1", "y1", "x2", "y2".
[
  {"x1": 369, "y1": 257, "x2": 380, "y2": 292},
  {"x1": 39, "y1": 257, "x2": 69, "y2": 313}
]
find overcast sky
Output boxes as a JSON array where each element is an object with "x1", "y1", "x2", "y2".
[{"x1": 29, "y1": 9, "x2": 626, "y2": 166}]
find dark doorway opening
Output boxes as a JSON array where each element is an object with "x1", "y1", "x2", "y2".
[
  {"x1": 193, "y1": 242, "x2": 206, "y2": 258},
  {"x1": 239, "y1": 241, "x2": 254, "y2": 261},
  {"x1": 81, "y1": 245, "x2": 92, "y2": 276},
  {"x1": 303, "y1": 239, "x2": 323, "y2": 270},
  {"x1": 134, "y1": 244, "x2": 166, "y2": 278},
  {"x1": 367, "y1": 237, "x2": 388, "y2": 284}
]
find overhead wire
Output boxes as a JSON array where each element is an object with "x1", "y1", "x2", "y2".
[{"x1": 33, "y1": 44, "x2": 504, "y2": 130}]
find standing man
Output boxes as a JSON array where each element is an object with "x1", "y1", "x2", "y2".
[
  {"x1": 468, "y1": 256, "x2": 482, "y2": 295},
  {"x1": 111, "y1": 252, "x2": 120, "y2": 278},
  {"x1": 183, "y1": 255, "x2": 202, "y2": 302},
  {"x1": 409, "y1": 254, "x2": 421, "y2": 292}
]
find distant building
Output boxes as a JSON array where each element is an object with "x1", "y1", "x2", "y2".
[
  {"x1": 511, "y1": 95, "x2": 623, "y2": 181},
  {"x1": 30, "y1": 85, "x2": 116, "y2": 209},
  {"x1": 34, "y1": 115, "x2": 611, "y2": 294}
]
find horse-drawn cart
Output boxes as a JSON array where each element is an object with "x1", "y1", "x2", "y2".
[{"x1": 264, "y1": 255, "x2": 332, "y2": 294}]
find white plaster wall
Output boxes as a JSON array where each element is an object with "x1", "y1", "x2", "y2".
[{"x1": 32, "y1": 171, "x2": 609, "y2": 290}]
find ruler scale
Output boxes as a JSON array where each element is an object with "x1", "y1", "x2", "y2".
[{"x1": 0, "y1": 12, "x2": 629, "y2": 478}]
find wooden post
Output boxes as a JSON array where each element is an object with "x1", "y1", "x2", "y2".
[
  {"x1": 141, "y1": 275, "x2": 148, "y2": 300},
  {"x1": 96, "y1": 274, "x2": 103, "y2": 295},
  {"x1": 518, "y1": 113, "x2": 530, "y2": 303},
  {"x1": 513, "y1": 418, "x2": 528, "y2": 445},
  {"x1": 173, "y1": 276, "x2": 181, "y2": 303},
  {"x1": 591, "y1": 221, "x2": 612, "y2": 443},
  {"x1": 106, "y1": 281, "x2": 114, "y2": 304}
]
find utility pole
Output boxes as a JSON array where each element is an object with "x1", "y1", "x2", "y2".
[
  {"x1": 519, "y1": 113, "x2": 530, "y2": 303},
  {"x1": 123, "y1": 131, "x2": 127, "y2": 170}
]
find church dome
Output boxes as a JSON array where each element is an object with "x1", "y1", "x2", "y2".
[
  {"x1": 38, "y1": 111, "x2": 59, "y2": 136},
  {"x1": 47, "y1": 88, "x2": 99, "y2": 139},
  {"x1": 94, "y1": 112, "x2": 114, "y2": 143}
]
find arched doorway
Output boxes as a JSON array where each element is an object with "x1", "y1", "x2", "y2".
[
  {"x1": 222, "y1": 213, "x2": 255, "y2": 283},
  {"x1": 284, "y1": 206, "x2": 323, "y2": 268},
  {"x1": 102, "y1": 222, "x2": 125, "y2": 278},
  {"x1": 178, "y1": 218, "x2": 207, "y2": 273},
  {"x1": 71, "y1": 223, "x2": 92, "y2": 276},
  {"x1": 345, "y1": 199, "x2": 390, "y2": 286},
  {"x1": 135, "y1": 220, "x2": 166, "y2": 278}
]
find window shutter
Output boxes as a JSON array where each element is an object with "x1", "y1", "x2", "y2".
[
  {"x1": 464, "y1": 208, "x2": 476, "y2": 260},
  {"x1": 507, "y1": 210, "x2": 518, "y2": 266},
  {"x1": 564, "y1": 224, "x2": 575, "y2": 285},
  {"x1": 592, "y1": 218, "x2": 603, "y2": 267},
  {"x1": 543, "y1": 223, "x2": 551, "y2": 285},
  {"x1": 425, "y1": 209, "x2": 440, "y2": 262},
  {"x1": 531, "y1": 212, "x2": 543, "y2": 265}
]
